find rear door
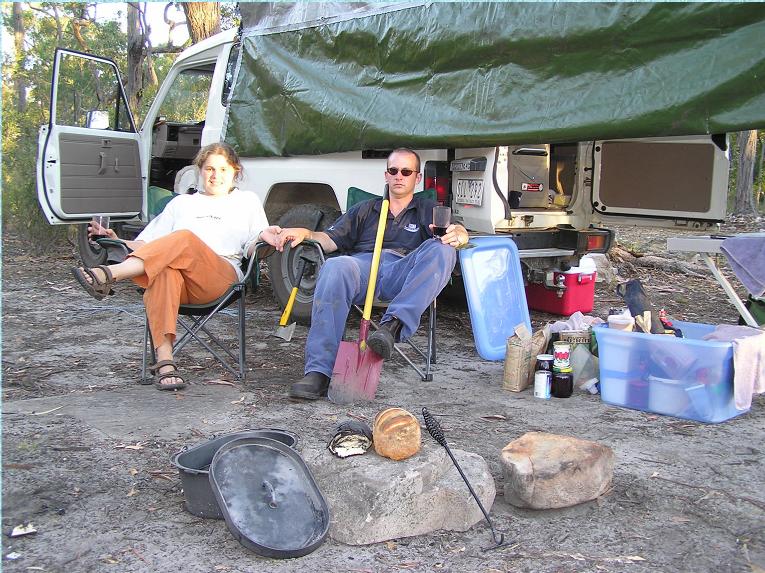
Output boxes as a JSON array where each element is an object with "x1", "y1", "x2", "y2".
[
  {"x1": 37, "y1": 49, "x2": 143, "y2": 225},
  {"x1": 590, "y1": 135, "x2": 729, "y2": 229}
]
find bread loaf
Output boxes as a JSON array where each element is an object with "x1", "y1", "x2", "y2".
[{"x1": 372, "y1": 407, "x2": 421, "y2": 461}]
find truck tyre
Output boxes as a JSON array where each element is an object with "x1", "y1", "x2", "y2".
[
  {"x1": 268, "y1": 204, "x2": 341, "y2": 325},
  {"x1": 77, "y1": 224, "x2": 108, "y2": 267}
]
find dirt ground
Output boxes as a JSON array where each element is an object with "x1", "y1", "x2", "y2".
[{"x1": 2, "y1": 220, "x2": 764, "y2": 573}]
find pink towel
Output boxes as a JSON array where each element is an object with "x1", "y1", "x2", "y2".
[{"x1": 703, "y1": 325, "x2": 765, "y2": 410}]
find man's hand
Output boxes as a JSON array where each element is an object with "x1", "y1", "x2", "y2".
[
  {"x1": 279, "y1": 227, "x2": 312, "y2": 250},
  {"x1": 431, "y1": 223, "x2": 469, "y2": 248},
  {"x1": 278, "y1": 227, "x2": 338, "y2": 254}
]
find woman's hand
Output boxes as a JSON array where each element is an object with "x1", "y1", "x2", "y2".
[
  {"x1": 88, "y1": 221, "x2": 118, "y2": 240},
  {"x1": 257, "y1": 225, "x2": 283, "y2": 248}
]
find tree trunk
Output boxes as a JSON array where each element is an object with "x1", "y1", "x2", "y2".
[
  {"x1": 754, "y1": 133, "x2": 765, "y2": 209},
  {"x1": 182, "y1": 2, "x2": 221, "y2": 44},
  {"x1": 734, "y1": 130, "x2": 758, "y2": 215},
  {"x1": 12, "y1": 2, "x2": 26, "y2": 113},
  {"x1": 126, "y1": 2, "x2": 146, "y2": 112}
]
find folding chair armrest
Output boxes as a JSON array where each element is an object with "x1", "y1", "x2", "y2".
[
  {"x1": 301, "y1": 238, "x2": 326, "y2": 264},
  {"x1": 95, "y1": 238, "x2": 132, "y2": 264}
]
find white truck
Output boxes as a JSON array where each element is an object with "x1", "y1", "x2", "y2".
[{"x1": 39, "y1": 3, "x2": 756, "y2": 322}]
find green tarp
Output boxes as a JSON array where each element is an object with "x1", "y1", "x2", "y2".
[{"x1": 225, "y1": 2, "x2": 765, "y2": 157}]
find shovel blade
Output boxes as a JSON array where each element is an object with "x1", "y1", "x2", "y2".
[
  {"x1": 327, "y1": 341, "x2": 383, "y2": 405},
  {"x1": 273, "y1": 322, "x2": 296, "y2": 341}
]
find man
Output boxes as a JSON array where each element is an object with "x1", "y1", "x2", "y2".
[{"x1": 279, "y1": 148, "x2": 469, "y2": 399}]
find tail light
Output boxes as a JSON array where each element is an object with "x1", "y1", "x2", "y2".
[
  {"x1": 582, "y1": 229, "x2": 612, "y2": 253},
  {"x1": 557, "y1": 226, "x2": 613, "y2": 254},
  {"x1": 424, "y1": 161, "x2": 451, "y2": 205}
]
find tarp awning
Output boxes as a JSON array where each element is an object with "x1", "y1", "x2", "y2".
[{"x1": 226, "y1": 2, "x2": 765, "y2": 157}]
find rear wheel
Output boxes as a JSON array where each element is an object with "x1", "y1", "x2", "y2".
[
  {"x1": 268, "y1": 204, "x2": 340, "y2": 324},
  {"x1": 76, "y1": 224, "x2": 108, "y2": 267}
]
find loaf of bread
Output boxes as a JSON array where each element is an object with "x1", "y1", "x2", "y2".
[{"x1": 372, "y1": 407, "x2": 422, "y2": 461}]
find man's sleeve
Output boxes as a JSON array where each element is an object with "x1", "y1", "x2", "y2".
[{"x1": 324, "y1": 202, "x2": 366, "y2": 252}]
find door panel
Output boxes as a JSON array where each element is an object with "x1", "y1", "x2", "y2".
[
  {"x1": 591, "y1": 135, "x2": 728, "y2": 227},
  {"x1": 37, "y1": 49, "x2": 143, "y2": 224},
  {"x1": 58, "y1": 133, "x2": 142, "y2": 214}
]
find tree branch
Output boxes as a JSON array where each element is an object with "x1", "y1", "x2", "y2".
[{"x1": 151, "y1": 44, "x2": 185, "y2": 55}]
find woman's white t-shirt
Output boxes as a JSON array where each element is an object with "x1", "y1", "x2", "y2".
[{"x1": 136, "y1": 188, "x2": 268, "y2": 280}]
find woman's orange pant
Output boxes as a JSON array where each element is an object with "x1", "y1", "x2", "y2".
[{"x1": 129, "y1": 230, "x2": 237, "y2": 348}]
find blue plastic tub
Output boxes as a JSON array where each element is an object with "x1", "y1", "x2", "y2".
[
  {"x1": 459, "y1": 236, "x2": 531, "y2": 360},
  {"x1": 594, "y1": 321, "x2": 749, "y2": 423}
]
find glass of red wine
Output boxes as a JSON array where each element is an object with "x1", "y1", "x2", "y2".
[
  {"x1": 432, "y1": 206, "x2": 451, "y2": 238},
  {"x1": 90, "y1": 215, "x2": 111, "y2": 241}
]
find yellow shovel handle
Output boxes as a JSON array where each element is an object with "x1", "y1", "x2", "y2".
[
  {"x1": 279, "y1": 287, "x2": 299, "y2": 326},
  {"x1": 362, "y1": 198, "x2": 390, "y2": 322}
]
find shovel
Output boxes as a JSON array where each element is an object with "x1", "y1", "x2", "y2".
[
  {"x1": 273, "y1": 258, "x2": 308, "y2": 342},
  {"x1": 328, "y1": 185, "x2": 390, "y2": 405}
]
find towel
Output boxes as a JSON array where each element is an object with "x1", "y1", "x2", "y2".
[
  {"x1": 548, "y1": 311, "x2": 605, "y2": 334},
  {"x1": 703, "y1": 324, "x2": 765, "y2": 410},
  {"x1": 720, "y1": 234, "x2": 765, "y2": 298}
]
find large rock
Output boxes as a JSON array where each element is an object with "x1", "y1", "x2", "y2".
[
  {"x1": 305, "y1": 442, "x2": 495, "y2": 545},
  {"x1": 501, "y1": 432, "x2": 614, "y2": 509}
]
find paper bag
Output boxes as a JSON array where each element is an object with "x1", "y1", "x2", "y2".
[{"x1": 503, "y1": 324, "x2": 533, "y2": 392}]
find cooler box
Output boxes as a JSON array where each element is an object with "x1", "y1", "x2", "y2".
[
  {"x1": 525, "y1": 265, "x2": 596, "y2": 316},
  {"x1": 593, "y1": 321, "x2": 748, "y2": 423}
]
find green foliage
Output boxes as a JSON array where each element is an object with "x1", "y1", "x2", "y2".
[{"x1": 2, "y1": 2, "x2": 130, "y2": 243}]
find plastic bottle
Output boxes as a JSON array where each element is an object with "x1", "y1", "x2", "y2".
[{"x1": 570, "y1": 344, "x2": 599, "y2": 394}]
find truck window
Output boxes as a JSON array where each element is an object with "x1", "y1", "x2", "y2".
[
  {"x1": 157, "y1": 68, "x2": 213, "y2": 123},
  {"x1": 55, "y1": 52, "x2": 133, "y2": 132},
  {"x1": 221, "y1": 42, "x2": 241, "y2": 106}
]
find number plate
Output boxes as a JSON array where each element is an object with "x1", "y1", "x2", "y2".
[{"x1": 455, "y1": 179, "x2": 483, "y2": 206}]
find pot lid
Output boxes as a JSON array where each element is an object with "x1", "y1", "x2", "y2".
[{"x1": 209, "y1": 436, "x2": 330, "y2": 559}]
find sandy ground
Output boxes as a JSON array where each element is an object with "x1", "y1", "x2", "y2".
[{"x1": 2, "y1": 222, "x2": 764, "y2": 572}]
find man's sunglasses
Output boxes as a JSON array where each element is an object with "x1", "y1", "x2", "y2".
[{"x1": 386, "y1": 167, "x2": 418, "y2": 177}]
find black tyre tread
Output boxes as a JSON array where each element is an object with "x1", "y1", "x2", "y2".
[{"x1": 268, "y1": 204, "x2": 341, "y2": 325}]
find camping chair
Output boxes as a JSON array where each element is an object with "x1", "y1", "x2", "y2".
[
  {"x1": 347, "y1": 186, "x2": 439, "y2": 381},
  {"x1": 140, "y1": 242, "x2": 273, "y2": 383},
  {"x1": 95, "y1": 237, "x2": 271, "y2": 383},
  {"x1": 353, "y1": 299, "x2": 437, "y2": 381}
]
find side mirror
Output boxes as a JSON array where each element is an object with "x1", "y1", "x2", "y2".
[{"x1": 85, "y1": 110, "x2": 110, "y2": 129}]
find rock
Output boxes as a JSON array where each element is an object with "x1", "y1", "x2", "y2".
[
  {"x1": 305, "y1": 442, "x2": 495, "y2": 545},
  {"x1": 501, "y1": 432, "x2": 614, "y2": 509}
]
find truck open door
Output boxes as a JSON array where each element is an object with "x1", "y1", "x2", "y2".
[
  {"x1": 590, "y1": 135, "x2": 729, "y2": 229},
  {"x1": 36, "y1": 49, "x2": 143, "y2": 232}
]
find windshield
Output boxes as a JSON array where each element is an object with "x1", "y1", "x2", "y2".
[{"x1": 157, "y1": 68, "x2": 213, "y2": 123}]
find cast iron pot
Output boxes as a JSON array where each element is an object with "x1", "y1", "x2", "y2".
[{"x1": 171, "y1": 428, "x2": 299, "y2": 519}]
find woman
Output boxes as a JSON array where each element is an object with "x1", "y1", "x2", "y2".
[{"x1": 73, "y1": 143, "x2": 282, "y2": 390}]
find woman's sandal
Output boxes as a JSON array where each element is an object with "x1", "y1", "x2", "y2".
[
  {"x1": 150, "y1": 360, "x2": 187, "y2": 391},
  {"x1": 72, "y1": 265, "x2": 115, "y2": 301}
]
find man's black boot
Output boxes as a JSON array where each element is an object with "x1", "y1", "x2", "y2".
[
  {"x1": 367, "y1": 318, "x2": 403, "y2": 360},
  {"x1": 289, "y1": 372, "x2": 330, "y2": 400}
]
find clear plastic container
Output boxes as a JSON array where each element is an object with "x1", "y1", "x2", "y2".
[
  {"x1": 570, "y1": 344, "x2": 599, "y2": 392},
  {"x1": 607, "y1": 314, "x2": 635, "y2": 332},
  {"x1": 593, "y1": 321, "x2": 747, "y2": 423}
]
